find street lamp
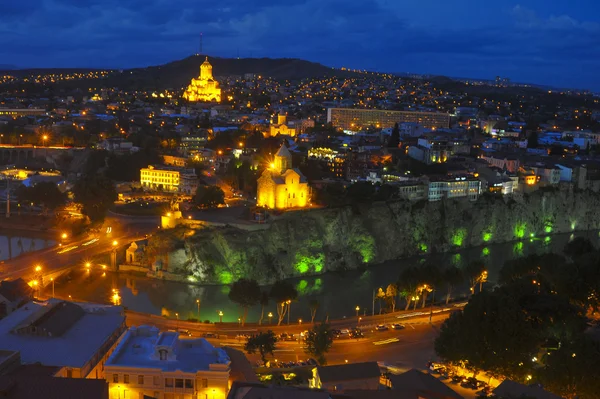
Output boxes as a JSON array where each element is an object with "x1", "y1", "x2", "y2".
[
  {"x1": 111, "y1": 241, "x2": 118, "y2": 270},
  {"x1": 218, "y1": 310, "x2": 223, "y2": 323},
  {"x1": 61, "y1": 232, "x2": 68, "y2": 240},
  {"x1": 176, "y1": 313, "x2": 179, "y2": 329},
  {"x1": 286, "y1": 300, "x2": 292, "y2": 325},
  {"x1": 268, "y1": 312, "x2": 273, "y2": 325},
  {"x1": 196, "y1": 299, "x2": 201, "y2": 320},
  {"x1": 42, "y1": 135, "x2": 48, "y2": 146},
  {"x1": 298, "y1": 319, "x2": 302, "y2": 326},
  {"x1": 355, "y1": 305, "x2": 360, "y2": 317},
  {"x1": 85, "y1": 262, "x2": 91, "y2": 272},
  {"x1": 50, "y1": 277, "x2": 54, "y2": 298}
]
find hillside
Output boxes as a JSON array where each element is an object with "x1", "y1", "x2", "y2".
[
  {"x1": 150, "y1": 188, "x2": 600, "y2": 285},
  {"x1": 0, "y1": 55, "x2": 362, "y2": 91}
]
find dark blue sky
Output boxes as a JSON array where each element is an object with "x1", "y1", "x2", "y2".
[{"x1": 2, "y1": 0, "x2": 600, "y2": 90}]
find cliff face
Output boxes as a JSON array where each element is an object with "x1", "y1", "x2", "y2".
[{"x1": 159, "y1": 189, "x2": 600, "y2": 284}]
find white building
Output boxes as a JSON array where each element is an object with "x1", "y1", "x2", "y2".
[
  {"x1": 0, "y1": 299, "x2": 126, "y2": 379},
  {"x1": 105, "y1": 326, "x2": 230, "y2": 399},
  {"x1": 425, "y1": 176, "x2": 481, "y2": 202}
]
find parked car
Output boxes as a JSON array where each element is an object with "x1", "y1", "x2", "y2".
[
  {"x1": 178, "y1": 329, "x2": 192, "y2": 336},
  {"x1": 350, "y1": 328, "x2": 364, "y2": 339},
  {"x1": 375, "y1": 324, "x2": 389, "y2": 331},
  {"x1": 391, "y1": 323, "x2": 405, "y2": 330}
]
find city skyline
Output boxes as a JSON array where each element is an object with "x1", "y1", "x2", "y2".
[{"x1": 2, "y1": 0, "x2": 600, "y2": 90}]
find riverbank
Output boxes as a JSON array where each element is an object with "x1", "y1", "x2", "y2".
[
  {"x1": 150, "y1": 189, "x2": 600, "y2": 285},
  {"x1": 47, "y1": 229, "x2": 598, "y2": 323}
]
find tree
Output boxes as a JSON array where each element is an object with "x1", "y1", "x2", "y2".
[
  {"x1": 464, "y1": 261, "x2": 487, "y2": 295},
  {"x1": 563, "y1": 237, "x2": 594, "y2": 259},
  {"x1": 304, "y1": 323, "x2": 334, "y2": 365},
  {"x1": 435, "y1": 289, "x2": 539, "y2": 381},
  {"x1": 16, "y1": 182, "x2": 66, "y2": 214},
  {"x1": 258, "y1": 291, "x2": 269, "y2": 326},
  {"x1": 309, "y1": 298, "x2": 319, "y2": 324},
  {"x1": 398, "y1": 267, "x2": 420, "y2": 310},
  {"x1": 538, "y1": 336, "x2": 600, "y2": 399},
  {"x1": 385, "y1": 284, "x2": 398, "y2": 312},
  {"x1": 388, "y1": 122, "x2": 400, "y2": 148},
  {"x1": 193, "y1": 185, "x2": 225, "y2": 208},
  {"x1": 442, "y1": 266, "x2": 463, "y2": 305},
  {"x1": 72, "y1": 174, "x2": 117, "y2": 224},
  {"x1": 244, "y1": 331, "x2": 277, "y2": 365},
  {"x1": 527, "y1": 130, "x2": 539, "y2": 148},
  {"x1": 269, "y1": 280, "x2": 298, "y2": 326},
  {"x1": 228, "y1": 278, "x2": 261, "y2": 326}
]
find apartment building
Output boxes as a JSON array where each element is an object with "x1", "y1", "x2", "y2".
[
  {"x1": 327, "y1": 108, "x2": 450, "y2": 131},
  {"x1": 105, "y1": 326, "x2": 230, "y2": 399}
]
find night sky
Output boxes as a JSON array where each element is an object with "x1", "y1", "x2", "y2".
[{"x1": 2, "y1": 0, "x2": 600, "y2": 90}]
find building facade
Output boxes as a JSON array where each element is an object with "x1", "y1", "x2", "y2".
[
  {"x1": 141, "y1": 166, "x2": 196, "y2": 192},
  {"x1": 327, "y1": 108, "x2": 450, "y2": 131},
  {"x1": 425, "y1": 176, "x2": 481, "y2": 202},
  {"x1": 105, "y1": 326, "x2": 230, "y2": 399},
  {"x1": 257, "y1": 144, "x2": 309, "y2": 209},
  {"x1": 183, "y1": 57, "x2": 222, "y2": 103}
]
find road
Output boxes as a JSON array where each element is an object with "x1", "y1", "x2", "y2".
[
  {"x1": 124, "y1": 309, "x2": 450, "y2": 370},
  {"x1": 0, "y1": 213, "x2": 160, "y2": 282}
]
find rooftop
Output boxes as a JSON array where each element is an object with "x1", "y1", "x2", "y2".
[
  {"x1": 106, "y1": 325, "x2": 230, "y2": 373},
  {"x1": 387, "y1": 369, "x2": 463, "y2": 399},
  {"x1": 0, "y1": 299, "x2": 124, "y2": 369},
  {"x1": 316, "y1": 362, "x2": 380, "y2": 383},
  {"x1": 0, "y1": 375, "x2": 108, "y2": 399}
]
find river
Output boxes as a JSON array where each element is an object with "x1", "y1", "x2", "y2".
[
  {"x1": 49, "y1": 230, "x2": 600, "y2": 325},
  {"x1": 0, "y1": 233, "x2": 55, "y2": 262}
]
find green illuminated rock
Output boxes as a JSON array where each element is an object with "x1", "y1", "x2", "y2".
[{"x1": 147, "y1": 189, "x2": 600, "y2": 284}]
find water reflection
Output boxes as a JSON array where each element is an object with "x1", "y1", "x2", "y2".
[
  {"x1": 0, "y1": 235, "x2": 55, "y2": 261},
  {"x1": 51, "y1": 230, "x2": 600, "y2": 324}
]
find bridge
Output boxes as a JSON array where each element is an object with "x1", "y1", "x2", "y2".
[{"x1": 0, "y1": 145, "x2": 85, "y2": 163}]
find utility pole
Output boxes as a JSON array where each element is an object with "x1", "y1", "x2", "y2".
[
  {"x1": 429, "y1": 290, "x2": 436, "y2": 324},
  {"x1": 5, "y1": 178, "x2": 9, "y2": 218},
  {"x1": 372, "y1": 289, "x2": 375, "y2": 316}
]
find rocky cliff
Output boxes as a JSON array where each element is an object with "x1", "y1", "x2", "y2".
[{"x1": 154, "y1": 188, "x2": 600, "y2": 285}]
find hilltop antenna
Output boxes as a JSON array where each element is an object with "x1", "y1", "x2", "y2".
[
  {"x1": 199, "y1": 32, "x2": 203, "y2": 55},
  {"x1": 237, "y1": 47, "x2": 240, "y2": 60}
]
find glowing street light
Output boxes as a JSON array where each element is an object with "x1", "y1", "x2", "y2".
[
  {"x1": 50, "y1": 277, "x2": 55, "y2": 298},
  {"x1": 61, "y1": 232, "x2": 68, "y2": 240},
  {"x1": 218, "y1": 310, "x2": 223, "y2": 323},
  {"x1": 34, "y1": 265, "x2": 42, "y2": 273},
  {"x1": 268, "y1": 312, "x2": 273, "y2": 325},
  {"x1": 355, "y1": 305, "x2": 360, "y2": 317},
  {"x1": 196, "y1": 299, "x2": 201, "y2": 320}
]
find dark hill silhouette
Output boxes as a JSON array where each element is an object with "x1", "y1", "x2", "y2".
[{"x1": 0, "y1": 55, "x2": 362, "y2": 91}]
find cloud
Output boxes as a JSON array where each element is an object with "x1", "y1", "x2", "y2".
[{"x1": 1, "y1": 0, "x2": 600, "y2": 89}]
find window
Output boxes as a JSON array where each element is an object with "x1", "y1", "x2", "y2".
[
  {"x1": 66, "y1": 369, "x2": 72, "y2": 378},
  {"x1": 138, "y1": 375, "x2": 144, "y2": 385},
  {"x1": 185, "y1": 379, "x2": 193, "y2": 389},
  {"x1": 124, "y1": 374, "x2": 129, "y2": 384},
  {"x1": 175, "y1": 379, "x2": 184, "y2": 388},
  {"x1": 113, "y1": 374, "x2": 119, "y2": 383},
  {"x1": 165, "y1": 378, "x2": 174, "y2": 388},
  {"x1": 154, "y1": 376, "x2": 160, "y2": 386},
  {"x1": 201, "y1": 379, "x2": 208, "y2": 388}
]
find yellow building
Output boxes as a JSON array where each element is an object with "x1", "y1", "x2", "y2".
[
  {"x1": 268, "y1": 114, "x2": 296, "y2": 137},
  {"x1": 183, "y1": 57, "x2": 222, "y2": 102},
  {"x1": 257, "y1": 144, "x2": 309, "y2": 209},
  {"x1": 140, "y1": 165, "x2": 181, "y2": 192},
  {"x1": 105, "y1": 326, "x2": 230, "y2": 399}
]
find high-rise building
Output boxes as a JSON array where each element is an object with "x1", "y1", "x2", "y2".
[
  {"x1": 183, "y1": 57, "x2": 222, "y2": 102},
  {"x1": 327, "y1": 108, "x2": 450, "y2": 131}
]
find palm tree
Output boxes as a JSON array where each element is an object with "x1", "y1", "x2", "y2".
[
  {"x1": 309, "y1": 299, "x2": 319, "y2": 324},
  {"x1": 259, "y1": 291, "x2": 269, "y2": 325}
]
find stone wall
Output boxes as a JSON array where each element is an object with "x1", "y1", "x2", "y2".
[{"x1": 156, "y1": 188, "x2": 600, "y2": 285}]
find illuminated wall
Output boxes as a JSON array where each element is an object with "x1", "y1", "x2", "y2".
[
  {"x1": 140, "y1": 166, "x2": 180, "y2": 192},
  {"x1": 256, "y1": 145, "x2": 309, "y2": 210},
  {"x1": 183, "y1": 57, "x2": 222, "y2": 102}
]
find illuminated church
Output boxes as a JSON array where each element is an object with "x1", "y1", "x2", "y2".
[
  {"x1": 183, "y1": 57, "x2": 222, "y2": 102},
  {"x1": 257, "y1": 144, "x2": 309, "y2": 209}
]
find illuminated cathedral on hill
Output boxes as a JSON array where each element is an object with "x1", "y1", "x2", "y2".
[
  {"x1": 183, "y1": 57, "x2": 222, "y2": 102},
  {"x1": 257, "y1": 144, "x2": 309, "y2": 209}
]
